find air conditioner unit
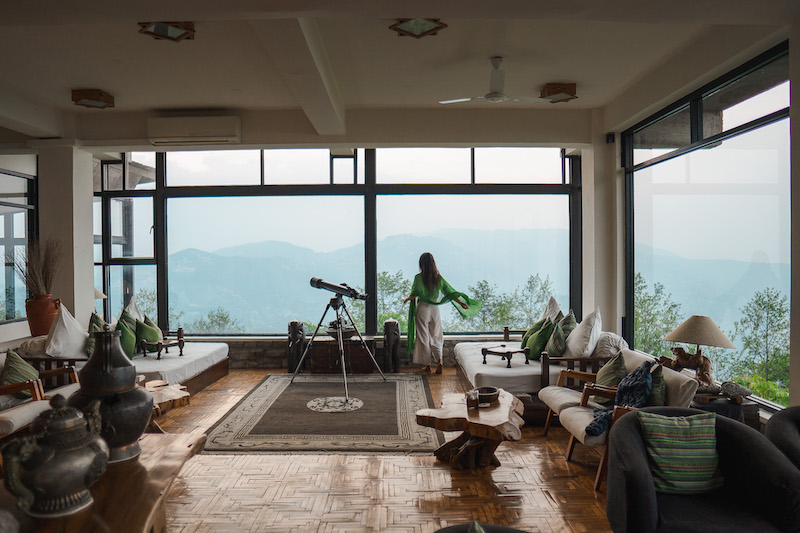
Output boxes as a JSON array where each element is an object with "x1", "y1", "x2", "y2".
[{"x1": 147, "y1": 116, "x2": 242, "y2": 146}]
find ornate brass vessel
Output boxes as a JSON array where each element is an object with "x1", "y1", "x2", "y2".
[{"x1": 1, "y1": 395, "x2": 109, "y2": 518}]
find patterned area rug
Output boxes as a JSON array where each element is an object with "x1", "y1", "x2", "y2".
[{"x1": 204, "y1": 374, "x2": 444, "y2": 453}]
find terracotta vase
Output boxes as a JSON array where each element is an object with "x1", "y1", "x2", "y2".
[{"x1": 25, "y1": 294, "x2": 60, "y2": 337}]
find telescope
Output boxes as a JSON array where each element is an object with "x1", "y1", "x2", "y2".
[{"x1": 310, "y1": 277, "x2": 368, "y2": 300}]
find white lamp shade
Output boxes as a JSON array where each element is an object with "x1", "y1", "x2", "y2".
[
  {"x1": 663, "y1": 315, "x2": 736, "y2": 349},
  {"x1": 94, "y1": 287, "x2": 107, "y2": 300}
]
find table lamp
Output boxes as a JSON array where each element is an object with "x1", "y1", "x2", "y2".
[
  {"x1": 663, "y1": 315, "x2": 736, "y2": 356},
  {"x1": 94, "y1": 288, "x2": 107, "y2": 300}
]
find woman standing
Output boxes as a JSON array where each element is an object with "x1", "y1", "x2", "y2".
[{"x1": 403, "y1": 252, "x2": 481, "y2": 373}]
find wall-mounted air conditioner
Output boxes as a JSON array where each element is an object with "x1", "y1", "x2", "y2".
[{"x1": 147, "y1": 116, "x2": 241, "y2": 146}]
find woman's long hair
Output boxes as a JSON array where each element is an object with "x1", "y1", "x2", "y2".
[{"x1": 419, "y1": 252, "x2": 441, "y2": 292}]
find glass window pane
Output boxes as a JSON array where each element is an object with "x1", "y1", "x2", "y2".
[
  {"x1": 109, "y1": 197, "x2": 153, "y2": 258},
  {"x1": 474, "y1": 147, "x2": 562, "y2": 184},
  {"x1": 703, "y1": 54, "x2": 789, "y2": 137},
  {"x1": 263, "y1": 149, "x2": 329, "y2": 184},
  {"x1": 104, "y1": 162, "x2": 123, "y2": 191},
  {"x1": 167, "y1": 196, "x2": 365, "y2": 334},
  {"x1": 377, "y1": 194, "x2": 569, "y2": 333},
  {"x1": 167, "y1": 150, "x2": 261, "y2": 186},
  {"x1": 356, "y1": 148, "x2": 365, "y2": 184},
  {"x1": 109, "y1": 265, "x2": 156, "y2": 322},
  {"x1": 633, "y1": 105, "x2": 691, "y2": 166},
  {"x1": 376, "y1": 148, "x2": 471, "y2": 184},
  {"x1": 332, "y1": 157, "x2": 354, "y2": 184},
  {"x1": 0, "y1": 173, "x2": 29, "y2": 206},
  {"x1": 93, "y1": 197, "x2": 102, "y2": 262},
  {"x1": 0, "y1": 210, "x2": 26, "y2": 321},
  {"x1": 126, "y1": 152, "x2": 156, "y2": 190},
  {"x1": 93, "y1": 158, "x2": 102, "y2": 193},
  {"x1": 12, "y1": 211, "x2": 26, "y2": 239},
  {"x1": 634, "y1": 118, "x2": 790, "y2": 405}
]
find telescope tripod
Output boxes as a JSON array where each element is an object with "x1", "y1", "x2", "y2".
[{"x1": 290, "y1": 294, "x2": 386, "y2": 402}]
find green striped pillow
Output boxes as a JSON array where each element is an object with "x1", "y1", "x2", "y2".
[
  {"x1": 118, "y1": 309, "x2": 137, "y2": 335},
  {"x1": 646, "y1": 364, "x2": 666, "y2": 406},
  {"x1": 86, "y1": 313, "x2": 107, "y2": 356},
  {"x1": 637, "y1": 411, "x2": 723, "y2": 494},
  {"x1": 545, "y1": 310, "x2": 578, "y2": 357},
  {"x1": 593, "y1": 351, "x2": 627, "y2": 406},
  {"x1": 0, "y1": 349, "x2": 39, "y2": 398}
]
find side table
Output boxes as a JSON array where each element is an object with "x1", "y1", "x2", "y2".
[{"x1": 416, "y1": 389, "x2": 524, "y2": 469}]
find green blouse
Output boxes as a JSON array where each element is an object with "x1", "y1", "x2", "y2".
[{"x1": 406, "y1": 273, "x2": 482, "y2": 354}]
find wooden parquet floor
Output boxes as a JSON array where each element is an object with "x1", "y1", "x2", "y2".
[{"x1": 159, "y1": 368, "x2": 611, "y2": 533}]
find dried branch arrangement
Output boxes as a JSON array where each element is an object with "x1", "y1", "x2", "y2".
[{"x1": 13, "y1": 238, "x2": 64, "y2": 295}]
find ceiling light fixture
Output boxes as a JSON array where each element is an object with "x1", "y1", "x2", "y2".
[
  {"x1": 389, "y1": 18, "x2": 447, "y2": 39},
  {"x1": 138, "y1": 21, "x2": 195, "y2": 42},
  {"x1": 71, "y1": 89, "x2": 115, "y2": 109},
  {"x1": 540, "y1": 83, "x2": 578, "y2": 103}
]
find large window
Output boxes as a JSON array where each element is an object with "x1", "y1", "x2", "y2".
[
  {"x1": 96, "y1": 146, "x2": 580, "y2": 336},
  {"x1": 624, "y1": 43, "x2": 790, "y2": 405},
  {"x1": 0, "y1": 155, "x2": 36, "y2": 324}
]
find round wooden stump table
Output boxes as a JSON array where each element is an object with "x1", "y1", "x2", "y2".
[{"x1": 416, "y1": 389, "x2": 524, "y2": 469}]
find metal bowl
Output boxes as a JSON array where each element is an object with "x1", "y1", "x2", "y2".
[{"x1": 476, "y1": 386, "x2": 499, "y2": 404}]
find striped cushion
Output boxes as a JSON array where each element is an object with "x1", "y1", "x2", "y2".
[
  {"x1": 637, "y1": 411, "x2": 723, "y2": 494},
  {"x1": 0, "y1": 349, "x2": 39, "y2": 398},
  {"x1": 86, "y1": 312, "x2": 107, "y2": 356},
  {"x1": 545, "y1": 310, "x2": 578, "y2": 357},
  {"x1": 593, "y1": 351, "x2": 626, "y2": 406},
  {"x1": 646, "y1": 364, "x2": 666, "y2": 406},
  {"x1": 118, "y1": 309, "x2": 137, "y2": 334}
]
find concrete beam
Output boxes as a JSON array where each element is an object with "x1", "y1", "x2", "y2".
[{"x1": 249, "y1": 18, "x2": 345, "y2": 136}]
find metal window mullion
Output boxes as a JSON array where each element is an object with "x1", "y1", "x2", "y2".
[
  {"x1": 155, "y1": 152, "x2": 169, "y2": 333},
  {"x1": 364, "y1": 149, "x2": 377, "y2": 335},
  {"x1": 567, "y1": 155, "x2": 582, "y2": 320}
]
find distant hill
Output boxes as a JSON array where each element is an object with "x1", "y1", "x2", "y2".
[{"x1": 143, "y1": 232, "x2": 788, "y2": 335}]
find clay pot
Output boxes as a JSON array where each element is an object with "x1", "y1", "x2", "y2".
[{"x1": 25, "y1": 294, "x2": 60, "y2": 336}]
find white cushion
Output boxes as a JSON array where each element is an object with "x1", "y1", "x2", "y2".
[
  {"x1": 591, "y1": 332, "x2": 629, "y2": 359},
  {"x1": 45, "y1": 304, "x2": 89, "y2": 358},
  {"x1": 454, "y1": 341, "x2": 561, "y2": 394},
  {"x1": 0, "y1": 400, "x2": 51, "y2": 437},
  {"x1": 558, "y1": 405, "x2": 608, "y2": 447},
  {"x1": 564, "y1": 308, "x2": 602, "y2": 358},
  {"x1": 125, "y1": 298, "x2": 144, "y2": 322},
  {"x1": 539, "y1": 385, "x2": 603, "y2": 415},
  {"x1": 45, "y1": 382, "x2": 81, "y2": 400},
  {"x1": 540, "y1": 296, "x2": 562, "y2": 322},
  {"x1": 15, "y1": 335, "x2": 48, "y2": 357}
]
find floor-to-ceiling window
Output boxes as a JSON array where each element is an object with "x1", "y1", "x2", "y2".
[
  {"x1": 0, "y1": 155, "x2": 37, "y2": 324},
  {"x1": 96, "y1": 146, "x2": 580, "y2": 336},
  {"x1": 623, "y1": 43, "x2": 790, "y2": 405}
]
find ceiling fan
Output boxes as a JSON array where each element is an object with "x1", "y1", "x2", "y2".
[{"x1": 439, "y1": 56, "x2": 577, "y2": 105}]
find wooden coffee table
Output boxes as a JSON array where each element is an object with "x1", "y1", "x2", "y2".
[{"x1": 416, "y1": 389, "x2": 524, "y2": 469}]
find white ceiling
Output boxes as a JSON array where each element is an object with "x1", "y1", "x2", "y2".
[{"x1": 0, "y1": 0, "x2": 795, "y2": 141}]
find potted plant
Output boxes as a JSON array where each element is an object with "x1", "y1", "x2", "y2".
[{"x1": 13, "y1": 238, "x2": 64, "y2": 336}]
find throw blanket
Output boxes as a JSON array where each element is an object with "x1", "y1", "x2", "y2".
[
  {"x1": 585, "y1": 360, "x2": 655, "y2": 436},
  {"x1": 406, "y1": 275, "x2": 481, "y2": 355}
]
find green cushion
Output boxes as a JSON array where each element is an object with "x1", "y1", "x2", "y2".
[
  {"x1": 520, "y1": 318, "x2": 546, "y2": 349},
  {"x1": 594, "y1": 351, "x2": 627, "y2": 406},
  {"x1": 86, "y1": 312, "x2": 107, "y2": 356},
  {"x1": 646, "y1": 364, "x2": 666, "y2": 406},
  {"x1": 136, "y1": 318, "x2": 162, "y2": 352},
  {"x1": 115, "y1": 320, "x2": 137, "y2": 359},
  {"x1": 144, "y1": 315, "x2": 163, "y2": 339},
  {"x1": 637, "y1": 411, "x2": 723, "y2": 494},
  {"x1": 545, "y1": 310, "x2": 578, "y2": 357},
  {"x1": 0, "y1": 349, "x2": 39, "y2": 398},
  {"x1": 525, "y1": 319, "x2": 554, "y2": 361},
  {"x1": 118, "y1": 309, "x2": 137, "y2": 334}
]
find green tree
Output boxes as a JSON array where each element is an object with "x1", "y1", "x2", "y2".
[
  {"x1": 376, "y1": 270, "x2": 411, "y2": 330},
  {"x1": 731, "y1": 287, "x2": 790, "y2": 385},
  {"x1": 633, "y1": 272, "x2": 682, "y2": 359},
  {"x1": 186, "y1": 306, "x2": 245, "y2": 334},
  {"x1": 450, "y1": 280, "x2": 514, "y2": 332},
  {"x1": 134, "y1": 288, "x2": 185, "y2": 329},
  {"x1": 510, "y1": 274, "x2": 554, "y2": 328}
]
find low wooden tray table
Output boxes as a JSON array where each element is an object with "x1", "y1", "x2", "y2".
[
  {"x1": 416, "y1": 389, "x2": 524, "y2": 469},
  {"x1": 480, "y1": 344, "x2": 530, "y2": 368}
]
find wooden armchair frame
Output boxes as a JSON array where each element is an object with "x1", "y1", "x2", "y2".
[
  {"x1": 0, "y1": 380, "x2": 44, "y2": 402},
  {"x1": 38, "y1": 365, "x2": 79, "y2": 393}
]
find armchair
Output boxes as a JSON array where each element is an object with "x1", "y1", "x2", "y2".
[
  {"x1": 539, "y1": 349, "x2": 698, "y2": 490},
  {"x1": 764, "y1": 405, "x2": 800, "y2": 471},
  {"x1": 606, "y1": 407, "x2": 800, "y2": 533},
  {"x1": 0, "y1": 379, "x2": 47, "y2": 440}
]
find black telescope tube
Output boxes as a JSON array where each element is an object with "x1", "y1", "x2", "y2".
[{"x1": 309, "y1": 277, "x2": 368, "y2": 300}]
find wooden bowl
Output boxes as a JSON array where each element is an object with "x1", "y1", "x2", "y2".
[{"x1": 476, "y1": 386, "x2": 499, "y2": 405}]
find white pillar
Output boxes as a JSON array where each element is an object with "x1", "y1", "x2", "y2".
[{"x1": 35, "y1": 141, "x2": 94, "y2": 327}]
